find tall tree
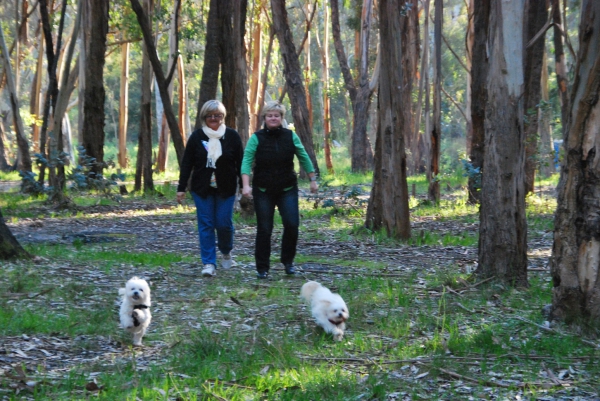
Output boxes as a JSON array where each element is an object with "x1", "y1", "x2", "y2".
[
  {"x1": 156, "y1": 1, "x2": 181, "y2": 172},
  {"x1": 270, "y1": 0, "x2": 319, "y2": 175},
  {"x1": 552, "y1": 0, "x2": 570, "y2": 140},
  {"x1": 331, "y1": 0, "x2": 376, "y2": 172},
  {"x1": 549, "y1": 0, "x2": 600, "y2": 321},
  {"x1": 428, "y1": 0, "x2": 442, "y2": 202},
  {"x1": 134, "y1": 0, "x2": 154, "y2": 193},
  {"x1": 130, "y1": 0, "x2": 185, "y2": 164},
  {"x1": 365, "y1": 0, "x2": 411, "y2": 239},
  {"x1": 0, "y1": 208, "x2": 31, "y2": 260},
  {"x1": 82, "y1": 0, "x2": 109, "y2": 177},
  {"x1": 539, "y1": 49, "x2": 555, "y2": 178},
  {"x1": 467, "y1": 0, "x2": 489, "y2": 204},
  {"x1": 476, "y1": 0, "x2": 528, "y2": 287},
  {"x1": 523, "y1": 0, "x2": 549, "y2": 194},
  {"x1": 0, "y1": 21, "x2": 31, "y2": 173},
  {"x1": 319, "y1": 0, "x2": 334, "y2": 174},
  {"x1": 233, "y1": 0, "x2": 250, "y2": 145},
  {"x1": 118, "y1": 41, "x2": 130, "y2": 168},
  {"x1": 249, "y1": 6, "x2": 263, "y2": 131},
  {"x1": 195, "y1": 0, "x2": 220, "y2": 127}
]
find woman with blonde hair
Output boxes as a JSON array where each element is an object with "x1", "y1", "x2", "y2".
[
  {"x1": 241, "y1": 101, "x2": 318, "y2": 279},
  {"x1": 177, "y1": 100, "x2": 243, "y2": 277}
]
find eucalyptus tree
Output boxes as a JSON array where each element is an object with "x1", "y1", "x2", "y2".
[
  {"x1": 523, "y1": 0, "x2": 549, "y2": 194},
  {"x1": 549, "y1": 0, "x2": 600, "y2": 321},
  {"x1": 82, "y1": 0, "x2": 109, "y2": 177},
  {"x1": 365, "y1": 0, "x2": 411, "y2": 240},
  {"x1": 476, "y1": 0, "x2": 528, "y2": 287},
  {"x1": 0, "y1": 208, "x2": 30, "y2": 260},
  {"x1": 270, "y1": 0, "x2": 319, "y2": 175},
  {"x1": 467, "y1": 0, "x2": 488, "y2": 205},
  {"x1": 330, "y1": 0, "x2": 375, "y2": 173}
]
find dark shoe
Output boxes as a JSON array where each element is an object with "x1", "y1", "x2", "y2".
[
  {"x1": 257, "y1": 271, "x2": 269, "y2": 279},
  {"x1": 284, "y1": 264, "x2": 296, "y2": 275}
]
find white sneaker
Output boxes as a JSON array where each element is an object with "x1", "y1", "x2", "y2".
[
  {"x1": 202, "y1": 264, "x2": 216, "y2": 277},
  {"x1": 221, "y1": 254, "x2": 237, "y2": 269}
]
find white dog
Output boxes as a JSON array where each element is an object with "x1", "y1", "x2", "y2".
[
  {"x1": 119, "y1": 277, "x2": 152, "y2": 346},
  {"x1": 300, "y1": 281, "x2": 349, "y2": 341}
]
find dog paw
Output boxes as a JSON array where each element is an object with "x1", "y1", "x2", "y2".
[{"x1": 333, "y1": 333, "x2": 344, "y2": 341}]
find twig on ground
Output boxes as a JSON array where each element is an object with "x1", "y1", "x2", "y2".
[
  {"x1": 444, "y1": 286, "x2": 463, "y2": 297},
  {"x1": 454, "y1": 302, "x2": 475, "y2": 313}
]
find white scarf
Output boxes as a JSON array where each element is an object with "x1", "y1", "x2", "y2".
[{"x1": 202, "y1": 123, "x2": 226, "y2": 168}]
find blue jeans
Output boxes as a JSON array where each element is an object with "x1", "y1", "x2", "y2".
[
  {"x1": 191, "y1": 191, "x2": 236, "y2": 265},
  {"x1": 253, "y1": 186, "x2": 299, "y2": 273}
]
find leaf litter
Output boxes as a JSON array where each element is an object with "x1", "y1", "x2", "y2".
[{"x1": 2, "y1": 194, "x2": 599, "y2": 400}]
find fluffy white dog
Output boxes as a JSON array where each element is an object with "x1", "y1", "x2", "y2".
[
  {"x1": 119, "y1": 277, "x2": 152, "y2": 346},
  {"x1": 300, "y1": 281, "x2": 349, "y2": 341}
]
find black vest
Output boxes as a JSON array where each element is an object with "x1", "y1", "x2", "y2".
[{"x1": 252, "y1": 127, "x2": 297, "y2": 192}]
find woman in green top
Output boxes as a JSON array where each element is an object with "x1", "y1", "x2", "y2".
[{"x1": 241, "y1": 101, "x2": 318, "y2": 279}]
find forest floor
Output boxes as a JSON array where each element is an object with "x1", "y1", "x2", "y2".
[{"x1": 1, "y1": 186, "x2": 599, "y2": 400}]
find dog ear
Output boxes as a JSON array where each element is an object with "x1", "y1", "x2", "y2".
[{"x1": 118, "y1": 288, "x2": 126, "y2": 296}]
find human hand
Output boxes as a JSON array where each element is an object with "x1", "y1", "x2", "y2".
[
  {"x1": 176, "y1": 192, "x2": 186, "y2": 204},
  {"x1": 242, "y1": 185, "x2": 253, "y2": 199},
  {"x1": 310, "y1": 180, "x2": 318, "y2": 194}
]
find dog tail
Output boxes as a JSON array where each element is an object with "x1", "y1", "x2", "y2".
[{"x1": 300, "y1": 281, "x2": 322, "y2": 303}]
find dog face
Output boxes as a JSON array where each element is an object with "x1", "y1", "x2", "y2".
[
  {"x1": 124, "y1": 277, "x2": 151, "y2": 305},
  {"x1": 324, "y1": 298, "x2": 349, "y2": 325}
]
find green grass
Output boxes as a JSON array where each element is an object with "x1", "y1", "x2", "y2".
[{"x1": 4, "y1": 154, "x2": 597, "y2": 400}]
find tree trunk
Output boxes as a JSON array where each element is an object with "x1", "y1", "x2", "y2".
[
  {"x1": 177, "y1": 55, "x2": 189, "y2": 143},
  {"x1": 130, "y1": 0, "x2": 185, "y2": 165},
  {"x1": 476, "y1": 0, "x2": 528, "y2": 287},
  {"x1": 467, "y1": 0, "x2": 489, "y2": 205},
  {"x1": 249, "y1": 9, "x2": 262, "y2": 131},
  {"x1": 330, "y1": 0, "x2": 357, "y2": 103},
  {"x1": 320, "y1": 1, "x2": 334, "y2": 174},
  {"x1": 31, "y1": 31, "x2": 44, "y2": 153},
  {"x1": 552, "y1": 0, "x2": 570, "y2": 140},
  {"x1": 118, "y1": 42, "x2": 130, "y2": 168},
  {"x1": 365, "y1": 0, "x2": 411, "y2": 240},
  {"x1": 0, "y1": 208, "x2": 31, "y2": 260},
  {"x1": 256, "y1": 26, "x2": 275, "y2": 131},
  {"x1": 428, "y1": 0, "x2": 441, "y2": 202},
  {"x1": 350, "y1": 0, "x2": 375, "y2": 173},
  {"x1": 271, "y1": 0, "x2": 319, "y2": 176},
  {"x1": 550, "y1": 0, "x2": 600, "y2": 321},
  {"x1": 0, "y1": 123, "x2": 12, "y2": 171},
  {"x1": 0, "y1": 23, "x2": 31, "y2": 173},
  {"x1": 414, "y1": 0, "x2": 430, "y2": 174},
  {"x1": 465, "y1": 0, "x2": 474, "y2": 155},
  {"x1": 82, "y1": 0, "x2": 109, "y2": 177},
  {"x1": 304, "y1": 3, "x2": 313, "y2": 133},
  {"x1": 134, "y1": 0, "x2": 154, "y2": 193},
  {"x1": 539, "y1": 49, "x2": 555, "y2": 178},
  {"x1": 195, "y1": 0, "x2": 220, "y2": 129},
  {"x1": 156, "y1": 1, "x2": 181, "y2": 172},
  {"x1": 233, "y1": 0, "x2": 250, "y2": 146},
  {"x1": 51, "y1": 0, "x2": 81, "y2": 195},
  {"x1": 523, "y1": 0, "x2": 549, "y2": 194},
  {"x1": 219, "y1": 0, "x2": 236, "y2": 129}
]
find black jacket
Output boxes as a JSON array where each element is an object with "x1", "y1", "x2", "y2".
[
  {"x1": 177, "y1": 127, "x2": 243, "y2": 197},
  {"x1": 252, "y1": 127, "x2": 297, "y2": 192}
]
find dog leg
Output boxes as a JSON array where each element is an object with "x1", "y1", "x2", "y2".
[
  {"x1": 332, "y1": 328, "x2": 344, "y2": 341},
  {"x1": 132, "y1": 332, "x2": 144, "y2": 346}
]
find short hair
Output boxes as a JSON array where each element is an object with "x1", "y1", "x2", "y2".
[
  {"x1": 199, "y1": 100, "x2": 227, "y2": 124},
  {"x1": 261, "y1": 101, "x2": 288, "y2": 128}
]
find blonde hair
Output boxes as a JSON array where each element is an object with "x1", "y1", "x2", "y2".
[
  {"x1": 261, "y1": 101, "x2": 288, "y2": 128},
  {"x1": 199, "y1": 100, "x2": 227, "y2": 126}
]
